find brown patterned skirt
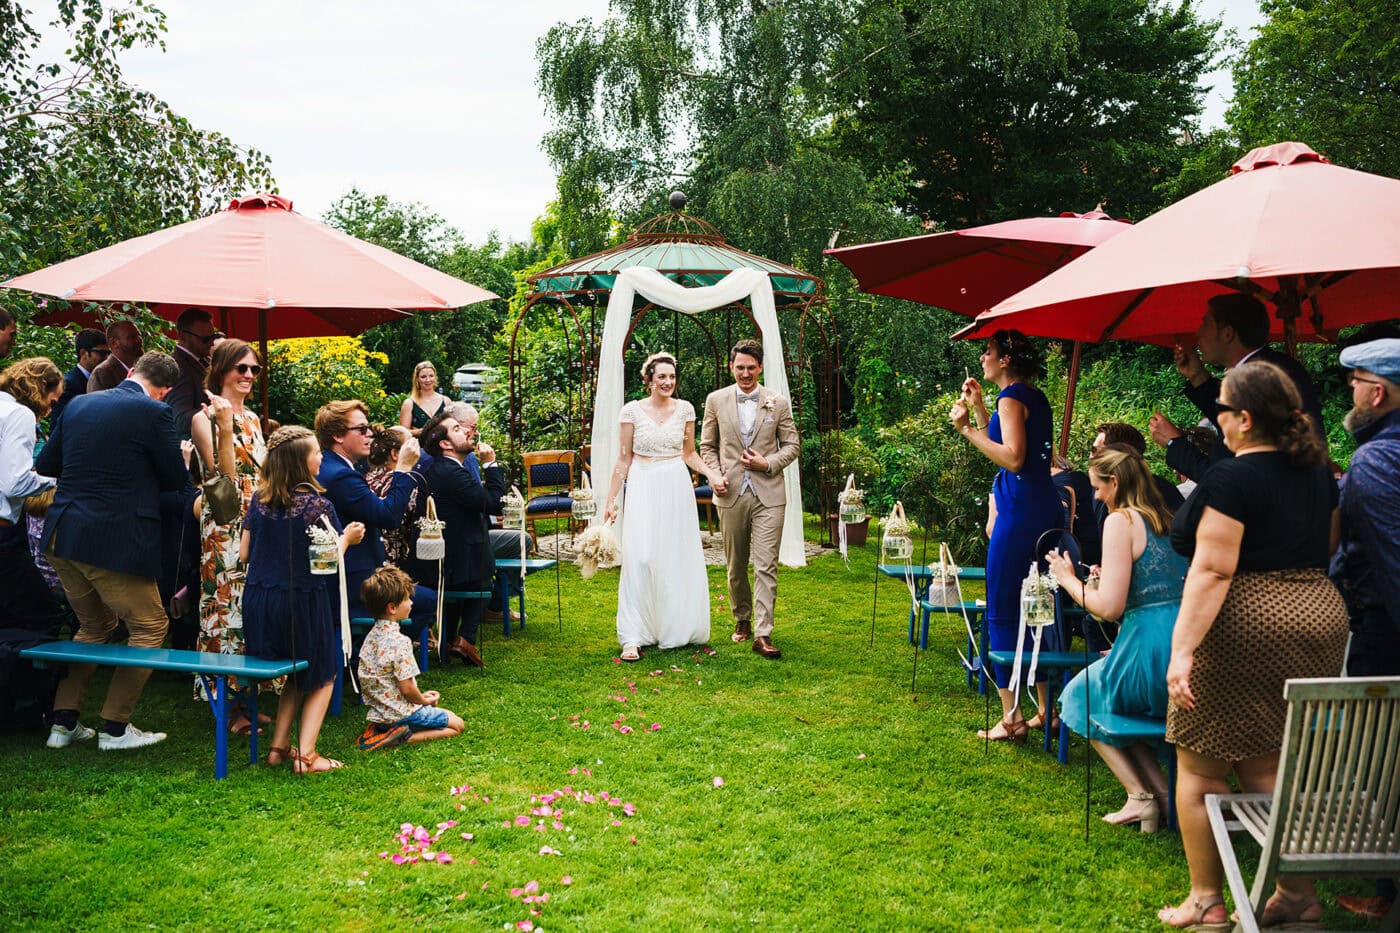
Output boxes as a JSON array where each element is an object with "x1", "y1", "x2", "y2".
[{"x1": 1167, "y1": 568, "x2": 1348, "y2": 761}]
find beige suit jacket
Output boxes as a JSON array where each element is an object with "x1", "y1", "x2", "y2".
[{"x1": 700, "y1": 384, "x2": 800, "y2": 508}]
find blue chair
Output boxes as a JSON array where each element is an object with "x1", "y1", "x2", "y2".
[
  {"x1": 691, "y1": 467, "x2": 715, "y2": 534},
  {"x1": 523, "y1": 449, "x2": 575, "y2": 539}
]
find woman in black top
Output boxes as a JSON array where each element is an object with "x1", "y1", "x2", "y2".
[{"x1": 1158, "y1": 361, "x2": 1347, "y2": 930}]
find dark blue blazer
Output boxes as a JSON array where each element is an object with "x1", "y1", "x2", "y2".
[
  {"x1": 317, "y1": 452, "x2": 416, "y2": 576},
  {"x1": 37, "y1": 380, "x2": 186, "y2": 579},
  {"x1": 425, "y1": 455, "x2": 506, "y2": 587},
  {"x1": 47, "y1": 365, "x2": 88, "y2": 425}
]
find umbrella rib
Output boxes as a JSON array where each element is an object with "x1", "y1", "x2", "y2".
[{"x1": 1098, "y1": 288, "x2": 1155, "y2": 342}]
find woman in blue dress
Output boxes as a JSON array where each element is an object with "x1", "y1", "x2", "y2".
[
  {"x1": 1049, "y1": 447, "x2": 1187, "y2": 833},
  {"x1": 950, "y1": 330, "x2": 1063, "y2": 744}
]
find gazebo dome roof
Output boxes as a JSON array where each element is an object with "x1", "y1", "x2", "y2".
[{"x1": 528, "y1": 207, "x2": 822, "y2": 306}]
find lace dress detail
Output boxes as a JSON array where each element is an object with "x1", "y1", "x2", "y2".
[
  {"x1": 621, "y1": 400, "x2": 691, "y2": 457},
  {"x1": 1125, "y1": 529, "x2": 1188, "y2": 609}
]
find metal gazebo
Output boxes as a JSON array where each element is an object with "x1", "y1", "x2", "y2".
[{"x1": 507, "y1": 195, "x2": 843, "y2": 543}]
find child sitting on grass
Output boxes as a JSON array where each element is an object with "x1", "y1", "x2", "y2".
[{"x1": 357, "y1": 565, "x2": 464, "y2": 749}]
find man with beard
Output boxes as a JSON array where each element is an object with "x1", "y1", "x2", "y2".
[
  {"x1": 1329, "y1": 337, "x2": 1400, "y2": 921},
  {"x1": 421, "y1": 411, "x2": 505, "y2": 667}
]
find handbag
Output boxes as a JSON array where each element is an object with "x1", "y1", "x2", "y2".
[
  {"x1": 196, "y1": 428, "x2": 241, "y2": 527},
  {"x1": 416, "y1": 496, "x2": 446, "y2": 561}
]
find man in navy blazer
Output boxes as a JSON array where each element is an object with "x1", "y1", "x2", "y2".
[
  {"x1": 48, "y1": 328, "x2": 108, "y2": 425},
  {"x1": 422, "y1": 411, "x2": 506, "y2": 666},
  {"x1": 1150, "y1": 293, "x2": 1326, "y2": 480},
  {"x1": 314, "y1": 400, "x2": 436, "y2": 640},
  {"x1": 39, "y1": 352, "x2": 188, "y2": 752}
]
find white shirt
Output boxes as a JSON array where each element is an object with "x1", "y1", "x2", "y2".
[
  {"x1": 0, "y1": 391, "x2": 56, "y2": 524},
  {"x1": 735, "y1": 388, "x2": 761, "y2": 495}
]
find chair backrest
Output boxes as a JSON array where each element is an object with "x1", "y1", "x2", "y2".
[
  {"x1": 1057, "y1": 484, "x2": 1077, "y2": 534},
  {"x1": 1264, "y1": 676, "x2": 1400, "y2": 877},
  {"x1": 579, "y1": 444, "x2": 591, "y2": 476},
  {"x1": 522, "y1": 450, "x2": 574, "y2": 496}
]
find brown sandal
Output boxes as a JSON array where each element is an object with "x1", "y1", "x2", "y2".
[
  {"x1": 294, "y1": 751, "x2": 345, "y2": 775},
  {"x1": 266, "y1": 745, "x2": 297, "y2": 766},
  {"x1": 977, "y1": 716, "x2": 1029, "y2": 745}
]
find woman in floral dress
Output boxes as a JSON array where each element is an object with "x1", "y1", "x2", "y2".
[{"x1": 191, "y1": 339, "x2": 269, "y2": 730}]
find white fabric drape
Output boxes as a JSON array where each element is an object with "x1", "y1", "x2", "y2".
[{"x1": 590, "y1": 266, "x2": 805, "y2": 567}]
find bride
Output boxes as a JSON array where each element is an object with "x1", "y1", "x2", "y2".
[{"x1": 603, "y1": 352, "x2": 718, "y2": 661}]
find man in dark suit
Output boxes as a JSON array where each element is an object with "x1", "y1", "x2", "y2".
[
  {"x1": 314, "y1": 400, "x2": 437, "y2": 641},
  {"x1": 39, "y1": 352, "x2": 189, "y2": 751},
  {"x1": 422, "y1": 411, "x2": 505, "y2": 667},
  {"x1": 1149, "y1": 293, "x2": 1325, "y2": 481},
  {"x1": 86, "y1": 320, "x2": 144, "y2": 393},
  {"x1": 165, "y1": 307, "x2": 219, "y2": 437},
  {"x1": 48, "y1": 328, "x2": 108, "y2": 425}
]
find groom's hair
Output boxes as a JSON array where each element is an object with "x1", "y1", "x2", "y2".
[{"x1": 730, "y1": 338, "x2": 763, "y2": 364}]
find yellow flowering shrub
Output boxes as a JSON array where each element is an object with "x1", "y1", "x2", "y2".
[{"x1": 266, "y1": 336, "x2": 392, "y2": 428}]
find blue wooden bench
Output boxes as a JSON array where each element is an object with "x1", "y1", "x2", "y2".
[
  {"x1": 873, "y1": 563, "x2": 984, "y2": 649},
  {"x1": 917, "y1": 597, "x2": 988, "y2": 687},
  {"x1": 1086, "y1": 711, "x2": 1178, "y2": 831},
  {"x1": 20, "y1": 641, "x2": 306, "y2": 779},
  {"x1": 493, "y1": 558, "x2": 558, "y2": 635}
]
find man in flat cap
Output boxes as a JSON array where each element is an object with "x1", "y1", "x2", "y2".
[{"x1": 1329, "y1": 336, "x2": 1400, "y2": 921}]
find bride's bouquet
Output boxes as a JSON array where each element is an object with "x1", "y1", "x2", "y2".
[{"x1": 574, "y1": 519, "x2": 621, "y2": 580}]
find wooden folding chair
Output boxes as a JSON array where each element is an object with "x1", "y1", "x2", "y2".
[{"x1": 1206, "y1": 676, "x2": 1400, "y2": 933}]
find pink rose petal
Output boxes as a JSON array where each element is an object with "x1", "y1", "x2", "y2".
[
  {"x1": 524, "y1": 880, "x2": 540, "y2": 894},
  {"x1": 712, "y1": 776, "x2": 724, "y2": 787},
  {"x1": 561, "y1": 876, "x2": 573, "y2": 885}
]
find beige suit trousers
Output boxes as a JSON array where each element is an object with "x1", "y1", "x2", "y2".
[
  {"x1": 719, "y1": 488, "x2": 784, "y2": 638},
  {"x1": 48, "y1": 554, "x2": 169, "y2": 724}
]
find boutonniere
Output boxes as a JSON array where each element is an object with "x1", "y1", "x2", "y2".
[{"x1": 762, "y1": 396, "x2": 779, "y2": 412}]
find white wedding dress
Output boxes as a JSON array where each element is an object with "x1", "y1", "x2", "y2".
[{"x1": 616, "y1": 400, "x2": 711, "y2": 649}]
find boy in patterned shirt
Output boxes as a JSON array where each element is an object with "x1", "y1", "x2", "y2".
[{"x1": 357, "y1": 566, "x2": 464, "y2": 748}]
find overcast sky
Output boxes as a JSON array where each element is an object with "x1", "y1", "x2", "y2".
[{"x1": 35, "y1": 0, "x2": 1263, "y2": 244}]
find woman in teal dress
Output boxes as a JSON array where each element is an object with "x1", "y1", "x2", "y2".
[
  {"x1": 399, "y1": 360, "x2": 449, "y2": 434},
  {"x1": 1049, "y1": 446, "x2": 1187, "y2": 834}
]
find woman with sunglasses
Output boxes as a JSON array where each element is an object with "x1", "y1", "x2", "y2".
[
  {"x1": 191, "y1": 339, "x2": 270, "y2": 735},
  {"x1": 1157, "y1": 360, "x2": 1348, "y2": 930}
]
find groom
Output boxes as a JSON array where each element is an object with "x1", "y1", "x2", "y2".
[{"x1": 701, "y1": 339, "x2": 801, "y2": 659}]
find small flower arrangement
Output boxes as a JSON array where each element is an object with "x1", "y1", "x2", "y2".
[
  {"x1": 574, "y1": 522, "x2": 621, "y2": 579},
  {"x1": 308, "y1": 522, "x2": 339, "y2": 575},
  {"x1": 761, "y1": 396, "x2": 778, "y2": 412},
  {"x1": 502, "y1": 486, "x2": 525, "y2": 529},
  {"x1": 416, "y1": 497, "x2": 446, "y2": 561}
]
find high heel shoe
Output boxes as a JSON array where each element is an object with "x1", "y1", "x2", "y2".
[
  {"x1": 445, "y1": 636, "x2": 484, "y2": 668},
  {"x1": 1103, "y1": 792, "x2": 1160, "y2": 833},
  {"x1": 977, "y1": 716, "x2": 1029, "y2": 745}
]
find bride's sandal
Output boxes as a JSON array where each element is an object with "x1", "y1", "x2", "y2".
[
  {"x1": 620, "y1": 645, "x2": 641, "y2": 662},
  {"x1": 1158, "y1": 894, "x2": 1229, "y2": 931},
  {"x1": 1259, "y1": 890, "x2": 1322, "y2": 929}
]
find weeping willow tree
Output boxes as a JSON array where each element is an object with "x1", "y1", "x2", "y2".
[{"x1": 535, "y1": 0, "x2": 1075, "y2": 265}]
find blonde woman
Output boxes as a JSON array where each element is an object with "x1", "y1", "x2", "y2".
[
  {"x1": 399, "y1": 361, "x2": 449, "y2": 435},
  {"x1": 1048, "y1": 447, "x2": 1188, "y2": 833}
]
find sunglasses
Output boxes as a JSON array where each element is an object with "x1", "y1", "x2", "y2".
[
  {"x1": 234, "y1": 363, "x2": 262, "y2": 376},
  {"x1": 1214, "y1": 399, "x2": 1238, "y2": 415},
  {"x1": 181, "y1": 328, "x2": 224, "y2": 343},
  {"x1": 1350, "y1": 375, "x2": 1383, "y2": 388},
  {"x1": 345, "y1": 424, "x2": 374, "y2": 436}
]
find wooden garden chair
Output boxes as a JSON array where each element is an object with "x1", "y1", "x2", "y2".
[
  {"x1": 522, "y1": 449, "x2": 575, "y2": 540},
  {"x1": 1205, "y1": 676, "x2": 1400, "y2": 933}
]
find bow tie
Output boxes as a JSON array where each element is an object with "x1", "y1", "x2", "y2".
[{"x1": 737, "y1": 391, "x2": 760, "y2": 404}]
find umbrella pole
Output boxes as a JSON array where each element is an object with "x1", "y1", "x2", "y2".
[
  {"x1": 1058, "y1": 341, "x2": 1083, "y2": 459},
  {"x1": 258, "y1": 311, "x2": 271, "y2": 433}
]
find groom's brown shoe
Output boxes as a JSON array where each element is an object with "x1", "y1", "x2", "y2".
[
  {"x1": 752, "y1": 636, "x2": 782, "y2": 659},
  {"x1": 731, "y1": 620, "x2": 752, "y2": 643}
]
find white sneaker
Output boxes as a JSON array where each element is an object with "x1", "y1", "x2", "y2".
[
  {"x1": 46, "y1": 722, "x2": 97, "y2": 749},
  {"x1": 97, "y1": 723, "x2": 167, "y2": 751}
]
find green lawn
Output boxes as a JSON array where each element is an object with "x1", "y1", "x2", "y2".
[{"x1": 0, "y1": 526, "x2": 1374, "y2": 931}]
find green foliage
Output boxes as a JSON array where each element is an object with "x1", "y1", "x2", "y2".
[
  {"x1": 264, "y1": 337, "x2": 390, "y2": 429},
  {"x1": 1229, "y1": 0, "x2": 1400, "y2": 179}
]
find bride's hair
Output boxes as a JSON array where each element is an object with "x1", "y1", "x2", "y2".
[{"x1": 640, "y1": 351, "x2": 678, "y2": 385}]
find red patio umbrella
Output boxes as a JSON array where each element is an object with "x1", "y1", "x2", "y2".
[
  {"x1": 3, "y1": 192, "x2": 499, "y2": 418},
  {"x1": 825, "y1": 209, "x2": 1131, "y2": 315},
  {"x1": 962, "y1": 143, "x2": 1400, "y2": 353},
  {"x1": 826, "y1": 209, "x2": 1133, "y2": 454}
]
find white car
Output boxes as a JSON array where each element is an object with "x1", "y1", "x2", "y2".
[{"x1": 452, "y1": 363, "x2": 494, "y2": 403}]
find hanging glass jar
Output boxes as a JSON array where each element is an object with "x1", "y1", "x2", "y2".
[
  {"x1": 502, "y1": 486, "x2": 526, "y2": 531},
  {"x1": 881, "y1": 500, "x2": 914, "y2": 561},
  {"x1": 837, "y1": 473, "x2": 867, "y2": 525},
  {"x1": 308, "y1": 525, "x2": 339, "y2": 575},
  {"x1": 570, "y1": 470, "x2": 597, "y2": 520},
  {"x1": 1020, "y1": 562, "x2": 1058, "y2": 627}
]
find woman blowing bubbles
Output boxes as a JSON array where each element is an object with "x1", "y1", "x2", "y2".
[{"x1": 950, "y1": 330, "x2": 1063, "y2": 743}]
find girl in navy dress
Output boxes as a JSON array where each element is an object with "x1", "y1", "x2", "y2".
[
  {"x1": 950, "y1": 330, "x2": 1063, "y2": 743},
  {"x1": 241, "y1": 425, "x2": 364, "y2": 774}
]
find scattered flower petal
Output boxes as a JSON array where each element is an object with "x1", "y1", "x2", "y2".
[{"x1": 712, "y1": 776, "x2": 725, "y2": 787}]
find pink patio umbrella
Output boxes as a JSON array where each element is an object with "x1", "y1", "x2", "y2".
[
  {"x1": 2, "y1": 192, "x2": 499, "y2": 416},
  {"x1": 962, "y1": 143, "x2": 1400, "y2": 353}
]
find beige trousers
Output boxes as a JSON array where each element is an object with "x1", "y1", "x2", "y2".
[
  {"x1": 719, "y1": 489, "x2": 784, "y2": 638},
  {"x1": 48, "y1": 554, "x2": 169, "y2": 724}
]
